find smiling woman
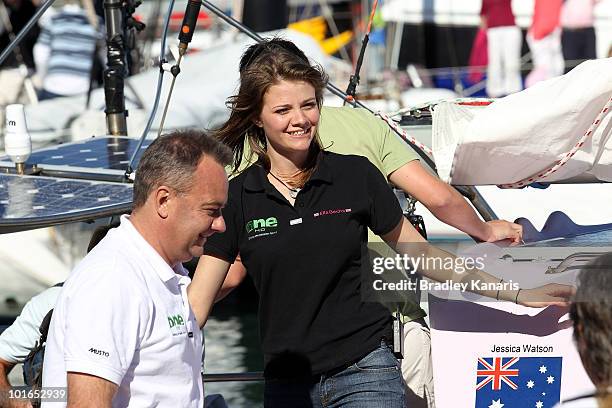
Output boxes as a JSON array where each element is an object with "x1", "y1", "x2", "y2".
[
  {"x1": 190, "y1": 38, "x2": 408, "y2": 407},
  {"x1": 188, "y1": 37, "x2": 574, "y2": 408}
]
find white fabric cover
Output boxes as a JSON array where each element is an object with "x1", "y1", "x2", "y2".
[{"x1": 432, "y1": 58, "x2": 612, "y2": 185}]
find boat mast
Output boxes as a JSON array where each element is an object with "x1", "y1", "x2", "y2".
[{"x1": 102, "y1": 0, "x2": 128, "y2": 136}]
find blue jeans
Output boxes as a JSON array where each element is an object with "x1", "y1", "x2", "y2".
[{"x1": 264, "y1": 341, "x2": 405, "y2": 407}]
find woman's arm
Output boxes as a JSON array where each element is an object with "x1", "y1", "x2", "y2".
[
  {"x1": 188, "y1": 255, "x2": 232, "y2": 328},
  {"x1": 381, "y1": 217, "x2": 574, "y2": 307},
  {"x1": 388, "y1": 161, "x2": 522, "y2": 244}
]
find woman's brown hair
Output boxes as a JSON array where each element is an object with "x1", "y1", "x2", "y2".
[{"x1": 215, "y1": 38, "x2": 329, "y2": 187}]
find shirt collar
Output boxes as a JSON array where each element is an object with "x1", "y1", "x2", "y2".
[
  {"x1": 243, "y1": 151, "x2": 334, "y2": 193},
  {"x1": 119, "y1": 215, "x2": 187, "y2": 283}
]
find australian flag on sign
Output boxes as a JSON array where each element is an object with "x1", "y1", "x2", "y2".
[{"x1": 475, "y1": 357, "x2": 562, "y2": 408}]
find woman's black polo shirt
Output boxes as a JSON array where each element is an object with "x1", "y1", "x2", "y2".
[{"x1": 204, "y1": 151, "x2": 403, "y2": 376}]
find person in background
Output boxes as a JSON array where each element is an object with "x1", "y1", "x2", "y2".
[
  {"x1": 561, "y1": 0, "x2": 601, "y2": 72},
  {"x1": 480, "y1": 0, "x2": 522, "y2": 97},
  {"x1": 33, "y1": 0, "x2": 102, "y2": 100},
  {"x1": 525, "y1": 0, "x2": 564, "y2": 88},
  {"x1": 42, "y1": 130, "x2": 230, "y2": 408},
  {"x1": 0, "y1": 287, "x2": 60, "y2": 408},
  {"x1": 553, "y1": 252, "x2": 612, "y2": 407},
  {"x1": 0, "y1": 221, "x2": 118, "y2": 408}
]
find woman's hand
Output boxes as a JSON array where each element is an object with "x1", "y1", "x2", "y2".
[
  {"x1": 517, "y1": 283, "x2": 576, "y2": 308},
  {"x1": 484, "y1": 220, "x2": 523, "y2": 245}
]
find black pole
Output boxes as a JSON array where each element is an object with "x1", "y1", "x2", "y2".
[{"x1": 103, "y1": 0, "x2": 128, "y2": 136}]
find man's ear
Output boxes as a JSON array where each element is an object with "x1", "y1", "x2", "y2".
[{"x1": 154, "y1": 186, "x2": 172, "y2": 218}]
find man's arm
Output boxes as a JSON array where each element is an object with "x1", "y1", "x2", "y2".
[
  {"x1": 66, "y1": 372, "x2": 117, "y2": 408},
  {"x1": 215, "y1": 257, "x2": 247, "y2": 303},
  {"x1": 0, "y1": 358, "x2": 31, "y2": 408},
  {"x1": 388, "y1": 160, "x2": 522, "y2": 244},
  {"x1": 188, "y1": 255, "x2": 232, "y2": 328}
]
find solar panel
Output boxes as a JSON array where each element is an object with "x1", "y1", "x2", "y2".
[
  {"x1": 0, "y1": 173, "x2": 132, "y2": 233},
  {"x1": 0, "y1": 136, "x2": 151, "y2": 179}
]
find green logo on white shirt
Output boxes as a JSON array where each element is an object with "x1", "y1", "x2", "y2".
[
  {"x1": 168, "y1": 314, "x2": 185, "y2": 328},
  {"x1": 168, "y1": 313, "x2": 188, "y2": 337}
]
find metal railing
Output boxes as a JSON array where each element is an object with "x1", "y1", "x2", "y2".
[{"x1": 203, "y1": 372, "x2": 264, "y2": 383}]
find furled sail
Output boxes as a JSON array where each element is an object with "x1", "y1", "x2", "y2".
[{"x1": 432, "y1": 58, "x2": 612, "y2": 186}]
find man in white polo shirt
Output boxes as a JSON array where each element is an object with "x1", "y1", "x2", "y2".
[{"x1": 42, "y1": 129, "x2": 231, "y2": 407}]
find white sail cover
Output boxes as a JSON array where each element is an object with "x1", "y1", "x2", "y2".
[{"x1": 432, "y1": 58, "x2": 612, "y2": 186}]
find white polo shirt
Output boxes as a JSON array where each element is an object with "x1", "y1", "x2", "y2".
[{"x1": 42, "y1": 216, "x2": 203, "y2": 407}]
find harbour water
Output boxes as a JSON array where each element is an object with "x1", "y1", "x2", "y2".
[{"x1": 204, "y1": 302, "x2": 264, "y2": 407}]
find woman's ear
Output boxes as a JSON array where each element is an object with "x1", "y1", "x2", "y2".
[{"x1": 253, "y1": 118, "x2": 263, "y2": 127}]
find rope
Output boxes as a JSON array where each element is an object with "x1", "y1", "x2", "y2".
[
  {"x1": 499, "y1": 95, "x2": 612, "y2": 189},
  {"x1": 375, "y1": 111, "x2": 434, "y2": 157}
]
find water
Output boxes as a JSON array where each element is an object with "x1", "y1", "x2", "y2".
[{"x1": 204, "y1": 302, "x2": 265, "y2": 407}]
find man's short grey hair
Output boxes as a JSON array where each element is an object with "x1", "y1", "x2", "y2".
[
  {"x1": 570, "y1": 252, "x2": 612, "y2": 387},
  {"x1": 132, "y1": 129, "x2": 232, "y2": 209}
]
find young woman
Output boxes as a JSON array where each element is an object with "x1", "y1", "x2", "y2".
[{"x1": 188, "y1": 39, "x2": 573, "y2": 407}]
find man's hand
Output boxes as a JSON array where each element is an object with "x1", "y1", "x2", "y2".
[
  {"x1": 1, "y1": 394, "x2": 33, "y2": 408},
  {"x1": 483, "y1": 220, "x2": 523, "y2": 245},
  {"x1": 0, "y1": 358, "x2": 32, "y2": 408},
  {"x1": 518, "y1": 284, "x2": 576, "y2": 308}
]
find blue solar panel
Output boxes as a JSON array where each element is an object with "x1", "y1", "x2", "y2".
[
  {"x1": 0, "y1": 174, "x2": 132, "y2": 232},
  {"x1": 0, "y1": 136, "x2": 151, "y2": 173}
]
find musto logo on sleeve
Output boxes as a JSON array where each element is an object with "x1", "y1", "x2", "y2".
[{"x1": 246, "y1": 217, "x2": 278, "y2": 240}]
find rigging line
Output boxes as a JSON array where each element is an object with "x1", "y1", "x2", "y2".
[
  {"x1": 157, "y1": 0, "x2": 203, "y2": 137},
  {"x1": 344, "y1": 0, "x2": 378, "y2": 105},
  {"x1": 200, "y1": 0, "x2": 436, "y2": 170},
  {"x1": 0, "y1": 0, "x2": 56, "y2": 66},
  {"x1": 157, "y1": 52, "x2": 183, "y2": 137},
  {"x1": 126, "y1": 0, "x2": 176, "y2": 177},
  {"x1": 0, "y1": 0, "x2": 37, "y2": 104}
]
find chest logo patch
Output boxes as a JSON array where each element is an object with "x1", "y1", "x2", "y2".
[
  {"x1": 168, "y1": 313, "x2": 187, "y2": 336},
  {"x1": 246, "y1": 216, "x2": 278, "y2": 240},
  {"x1": 313, "y1": 208, "x2": 352, "y2": 217}
]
